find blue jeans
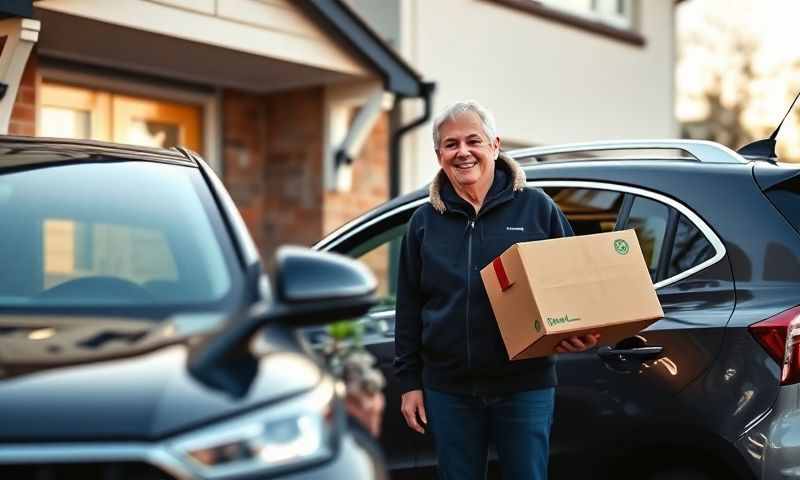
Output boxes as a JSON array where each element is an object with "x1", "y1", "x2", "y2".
[{"x1": 424, "y1": 387, "x2": 555, "y2": 480}]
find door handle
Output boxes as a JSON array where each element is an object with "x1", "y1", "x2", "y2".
[
  {"x1": 367, "y1": 310, "x2": 395, "y2": 337},
  {"x1": 597, "y1": 346, "x2": 664, "y2": 361}
]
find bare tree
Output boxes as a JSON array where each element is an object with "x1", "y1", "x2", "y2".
[{"x1": 677, "y1": 0, "x2": 800, "y2": 160}]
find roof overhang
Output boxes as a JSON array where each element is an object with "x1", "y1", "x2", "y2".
[
  {"x1": 301, "y1": 0, "x2": 426, "y2": 98},
  {"x1": 27, "y1": 0, "x2": 427, "y2": 97},
  {"x1": 0, "y1": 0, "x2": 32, "y2": 19}
]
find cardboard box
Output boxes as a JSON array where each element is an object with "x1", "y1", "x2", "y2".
[{"x1": 480, "y1": 229, "x2": 664, "y2": 360}]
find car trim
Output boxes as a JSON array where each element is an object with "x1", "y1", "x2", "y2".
[
  {"x1": 0, "y1": 443, "x2": 193, "y2": 480},
  {"x1": 508, "y1": 139, "x2": 748, "y2": 164},
  {"x1": 313, "y1": 198, "x2": 428, "y2": 251},
  {"x1": 315, "y1": 180, "x2": 726, "y2": 291},
  {"x1": 528, "y1": 181, "x2": 726, "y2": 290}
]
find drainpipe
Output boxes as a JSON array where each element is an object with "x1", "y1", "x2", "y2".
[{"x1": 389, "y1": 81, "x2": 436, "y2": 198}]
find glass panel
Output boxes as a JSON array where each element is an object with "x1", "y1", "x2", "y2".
[
  {"x1": 126, "y1": 119, "x2": 180, "y2": 149},
  {"x1": 40, "y1": 106, "x2": 91, "y2": 139},
  {"x1": 543, "y1": 187, "x2": 624, "y2": 236},
  {"x1": 0, "y1": 161, "x2": 237, "y2": 307},
  {"x1": 625, "y1": 197, "x2": 670, "y2": 280},
  {"x1": 540, "y1": 0, "x2": 633, "y2": 28},
  {"x1": 668, "y1": 214, "x2": 715, "y2": 278},
  {"x1": 766, "y1": 176, "x2": 800, "y2": 234},
  {"x1": 44, "y1": 221, "x2": 179, "y2": 290},
  {"x1": 346, "y1": 223, "x2": 408, "y2": 310}
]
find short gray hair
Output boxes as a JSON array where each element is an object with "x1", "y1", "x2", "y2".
[{"x1": 432, "y1": 100, "x2": 497, "y2": 149}]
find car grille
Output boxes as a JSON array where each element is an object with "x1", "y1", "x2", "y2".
[{"x1": 0, "y1": 462, "x2": 175, "y2": 480}]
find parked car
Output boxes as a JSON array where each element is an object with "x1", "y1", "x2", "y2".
[
  {"x1": 313, "y1": 139, "x2": 800, "y2": 480},
  {"x1": 0, "y1": 136, "x2": 387, "y2": 480}
]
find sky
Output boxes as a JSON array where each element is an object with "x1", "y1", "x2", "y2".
[{"x1": 676, "y1": 0, "x2": 800, "y2": 159}]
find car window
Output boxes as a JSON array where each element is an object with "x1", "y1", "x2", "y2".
[
  {"x1": 668, "y1": 213, "x2": 715, "y2": 278},
  {"x1": 0, "y1": 161, "x2": 240, "y2": 309},
  {"x1": 543, "y1": 187, "x2": 624, "y2": 235},
  {"x1": 43, "y1": 220, "x2": 179, "y2": 290},
  {"x1": 346, "y1": 223, "x2": 408, "y2": 311},
  {"x1": 765, "y1": 175, "x2": 800, "y2": 234},
  {"x1": 624, "y1": 196, "x2": 670, "y2": 280}
]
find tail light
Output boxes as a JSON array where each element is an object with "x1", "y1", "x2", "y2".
[{"x1": 749, "y1": 306, "x2": 800, "y2": 385}]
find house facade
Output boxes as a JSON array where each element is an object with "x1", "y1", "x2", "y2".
[
  {"x1": 346, "y1": 0, "x2": 681, "y2": 192},
  {"x1": 0, "y1": 0, "x2": 429, "y2": 263}
]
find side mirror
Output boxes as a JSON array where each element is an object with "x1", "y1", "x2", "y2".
[
  {"x1": 188, "y1": 247, "x2": 376, "y2": 397},
  {"x1": 272, "y1": 246, "x2": 377, "y2": 325}
]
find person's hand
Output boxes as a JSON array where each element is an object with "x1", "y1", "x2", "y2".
[
  {"x1": 555, "y1": 333, "x2": 600, "y2": 353},
  {"x1": 400, "y1": 389, "x2": 427, "y2": 434},
  {"x1": 345, "y1": 390, "x2": 386, "y2": 437}
]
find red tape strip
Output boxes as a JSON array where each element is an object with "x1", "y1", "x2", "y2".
[{"x1": 492, "y1": 257, "x2": 514, "y2": 292}]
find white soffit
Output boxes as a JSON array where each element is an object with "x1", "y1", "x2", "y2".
[{"x1": 35, "y1": 0, "x2": 369, "y2": 77}]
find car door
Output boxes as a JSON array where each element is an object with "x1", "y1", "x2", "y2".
[
  {"x1": 313, "y1": 202, "x2": 427, "y2": 469},
  {"x1": 538, "y1": 182, "x2": 735, "y2": 464}
]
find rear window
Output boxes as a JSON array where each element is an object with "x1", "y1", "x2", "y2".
[
  {"x1": 668, "y1": 214, "x2": 716, "y2": 278},
  {"x1": 0, "y1": 160, "x2": 241, "y2": 310},
  {"x1": 766, "y1": 176, "x2": 800, "y2": 233}
]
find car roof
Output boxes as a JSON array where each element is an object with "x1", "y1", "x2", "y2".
[{"x1": 0, "y1": 135, "x2": 196, "y2": 169}]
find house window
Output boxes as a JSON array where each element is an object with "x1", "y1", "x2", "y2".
[
  {"x1": 489, "y1": 0, "x2": 642, "y2": 46},
  {"x1": 539, "y1": 0, "x2": 634, "y2": 29},
  {"x1": 39, "y1": 82, "x2": 203, "y2": 153}
]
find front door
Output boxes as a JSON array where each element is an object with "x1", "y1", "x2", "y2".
[{"x1": 39, "y1": 82, "x2": 202, "y2": 152}]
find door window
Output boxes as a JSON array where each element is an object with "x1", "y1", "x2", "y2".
[
  {"x1": 625, "y1": 197, "x2": 670, "y2": 280},
  {"x1": 345, "y1": 223, "x2": 407, "y2": 311},
  {"x1": 543, "y1": 187, "x2": 624, "y2": 235}
]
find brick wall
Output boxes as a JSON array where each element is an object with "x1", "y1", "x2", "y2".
[
  {"x1": 8, "y1": 52, "x2": 37, "y2": 136},
  {"x1": 222, "y1": 87, "x2": 327, "y2": 267},
  {"x1": 322, "y1": 112, "x2": 390, "y2": 235},
  {"x1": 323, "y1": 113, "x2": 391, "y2": 296}
]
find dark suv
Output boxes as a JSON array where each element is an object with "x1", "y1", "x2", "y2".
[
  {"x1": 0, "y1": 137, "x2": 386, "y2": 479},
  {"x1": 313, "y1": 139, "x2": 800, "y2": 480}
]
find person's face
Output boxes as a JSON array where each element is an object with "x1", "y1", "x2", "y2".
[{"x1": 435, "y1": 112, "x2": 500, "y2": 189}]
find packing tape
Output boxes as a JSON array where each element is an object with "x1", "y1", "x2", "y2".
[{"x1": 492, "y1": 257, "x2": 514, "y2": 292}]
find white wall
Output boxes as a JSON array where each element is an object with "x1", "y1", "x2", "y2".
[{"x1": 352, "y1": 0, "x2": 679, "y2": 192}]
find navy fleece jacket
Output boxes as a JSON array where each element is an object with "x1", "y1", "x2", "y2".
[{"x1": 394, "y1": 154, "x2": 574, "y2": 396}]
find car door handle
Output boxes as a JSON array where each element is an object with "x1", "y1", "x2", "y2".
[
  {"x1": 597, "y1": 346, "x2": 664, "y2": 361},
  {"x1": 366, "y1": 310, "x2": 395, "y2": 337}
]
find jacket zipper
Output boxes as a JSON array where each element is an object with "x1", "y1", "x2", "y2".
[{"x1": 466, "y1": 217, "x2": 475, "y2": 392}]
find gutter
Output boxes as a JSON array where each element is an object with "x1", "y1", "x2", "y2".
[{"x1": 390, "y1": 82, "x2": 436, "y2": 198}]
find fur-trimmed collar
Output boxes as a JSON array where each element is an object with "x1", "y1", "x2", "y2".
[{"x1": 428, "y1": 153, "x2": 526, "y2": 214}]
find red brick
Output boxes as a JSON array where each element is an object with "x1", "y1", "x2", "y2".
[
  {"x1": 9, "y1": 53, "x2": 37, "y2": 132},
  {"x1": 9, "y1": 120, "x2": 34, "y2": 136},
  {"x1": 11, "y1": 103, "x2": 35, "y2": 123}
]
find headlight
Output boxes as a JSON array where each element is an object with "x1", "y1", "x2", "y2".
[{"x1": 166, "y1": 377, "x2": 339, "y2": 479}]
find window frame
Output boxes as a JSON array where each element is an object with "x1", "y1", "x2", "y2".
[
  {"x1": 318, "y1": 181, "x2": 725, "y2": 292},
  {"x1": 485, "y1": 0, "x2": 644, "y2": 47}
]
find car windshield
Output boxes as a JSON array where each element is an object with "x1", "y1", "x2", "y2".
[{"x1": 0, "y1": 160, "x2": 241, "y2": 311}]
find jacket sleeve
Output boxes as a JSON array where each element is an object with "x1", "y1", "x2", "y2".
[
  {"x1": 393, "y1": 215, "x2": 424, "y2": 394},
  {"x1": 548, "y1": 198, "x2": 575, "y2": 238}
]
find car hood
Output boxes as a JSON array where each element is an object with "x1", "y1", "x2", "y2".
[{"x1": 0, "y1": 313, "x2": 322, "y2": 441}]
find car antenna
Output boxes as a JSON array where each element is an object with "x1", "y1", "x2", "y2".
[{"x1": 738, "y1": 89, "x2": 800, "y2": 161}]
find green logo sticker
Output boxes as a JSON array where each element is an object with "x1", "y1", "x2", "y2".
[
  {"x1": 534, "y1": 319, "x2": 542, "y2": 332},
  {"x1": 614, "y1": 239, "x2": 630, "y2": 255}
]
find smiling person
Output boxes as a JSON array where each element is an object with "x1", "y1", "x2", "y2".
[{"x1": 394, "y1": 100, "x2": 599, "y2": 480}]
